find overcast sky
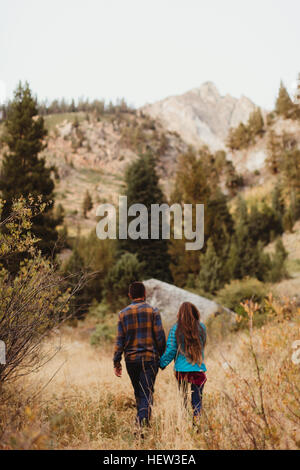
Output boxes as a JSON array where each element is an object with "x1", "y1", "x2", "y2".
[{"x1": 1, "y1": 0, "x2": 299, "y2": 110}]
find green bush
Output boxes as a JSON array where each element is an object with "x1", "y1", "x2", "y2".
[
  {"x1": 217, "y1": 278, "x2": 267, "y2": 311},
  {"x1": 90, "y1": 314, "x2": 118, "y2": 346},
  {"x1": 217, "y1": 278, "x2": 269, "y2": 329},
  {"x1": 88, "y1": 298, "x2": 110, "y2": 320}
]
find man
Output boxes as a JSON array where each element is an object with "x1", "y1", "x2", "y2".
[{"x1": 113, "y1": 281, "x2": 166, "y2": 427}]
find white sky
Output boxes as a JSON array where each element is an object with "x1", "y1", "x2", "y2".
[{"x1": 0, "y1": 0, "x2": 299, "y2": 109}]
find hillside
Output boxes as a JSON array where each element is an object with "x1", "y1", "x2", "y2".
[
  {"x1": 34, "y1": 111, "x2": 187, "y2": 236},
  {"x1": 2, "y1": 84, "x2": 300, "y2": 289},
  {"x1": 0, "y1": 82, "x2": 273, "y2": 237}
]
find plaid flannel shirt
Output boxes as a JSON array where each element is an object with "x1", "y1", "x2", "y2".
[{"x1": 113, "y1": 300, "x2": 166, "y2": 367}]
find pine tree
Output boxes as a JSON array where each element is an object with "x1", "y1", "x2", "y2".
[
  {"x1": 248, "y1": 107, "x2": 265, "y2": 139},
  {"x1": 64, "y1": 247, "x2": 88, "y2": 319},
  {"x1": 281, "y1": 148, "x2": 300, "y2": 194},
  {"x1": 104, "y1": 252, "x2": 146, "y2": 308},
  {"x1": 0, "y1": 82, "x2": 59, "y2": 266},
  {"x1": 266, "y1": 130, "x2": 282, "y2": 174},
  {"x1": 226, "y1": 197, "x2": 271, "y2": 281},
  {"x1": 248, "y1": 202, "x2": 283, "y2": 245},
  {"x1": 283, "y1": 207, "x2": 294, "y2": 233},
  {"x1": 275, "y1": 142, "x2": 300, "y2": 224},
  {"x1": 275, "y1": 81, "x2": 295, "y2": 118},
  {"x1": 169, "y1": 149, "x2": 211, "y2": 285},
  {"x1": 118, "y1": 151, "x2": 172, "y2": 282},
  {"x1": 171, "y1": 148, "x2": 211, "y2": 204},
  {"x1": 226, "y1": 127, "x2": 238, "y2": 151},
  {"x1": 82, "y1": 190, "x2": 93, "y2": 218},
  {"x1": 271, "y1": 186, "x2": 285, "y2": 230},
  {"x1": 268, "y1": 239, "x2": 288, "y2": 282},
  {"x1": 226, "y1": 123, "x2": 251, "y2": 151},
  {"x1": 224, "y1": 160, "x2": 244, "y2": 196},
  {"x1": 169, "y1": 148, "x2": 234, "y2": 286},
  {"x1": 227, "y1": 109, "x2": 264, "y2": 151},
  {"x1": 205, "y1": 189, "x2": 234, "y2": 255},
  {"x1": 197, "y1": 239, "x2": 224, "y2": 294}
]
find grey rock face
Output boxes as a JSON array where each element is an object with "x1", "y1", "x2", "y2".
[
  {"x1": 141, "y1": 82, "x2": 257, "y2": 151},
  {"x1": 143, "y1": 278, "x2": 229, "y2": 326}
]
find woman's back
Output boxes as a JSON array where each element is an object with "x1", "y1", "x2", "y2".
[
  {"x1": 160, "y1": 321, "x2": 207, "y2": 372},
  {"x1": 159, "y1": 302, "x2": 207, "y2": 420}
]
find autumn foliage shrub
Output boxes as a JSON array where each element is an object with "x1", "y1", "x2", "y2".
[{"x1": 0, "y1": 197, "x2": 77, "y2": 385}]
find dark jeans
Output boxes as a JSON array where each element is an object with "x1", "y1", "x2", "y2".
[
  {"x1": 177, "y1": 378, "x2": 204, "y2": 417},
  {"x1": 126, "y1": 359, "x2": 159, "y2": 426}
]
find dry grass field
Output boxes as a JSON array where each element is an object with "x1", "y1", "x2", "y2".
[{"x1": 1, "y1": 299, "x2": 299, "y2": 451}]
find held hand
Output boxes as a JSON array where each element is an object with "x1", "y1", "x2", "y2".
[{"x1": 114, "y1": 366, "x2": 122, "y2": 377}]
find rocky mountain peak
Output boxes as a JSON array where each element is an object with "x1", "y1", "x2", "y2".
[
  {"x1": 141, "y1": 82, "x2": 258, "y2": 151},
  {"x1": 190, "y1": 81, "x2": 221, "y2": 101}
]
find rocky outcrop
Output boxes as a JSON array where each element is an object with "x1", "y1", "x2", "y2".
[
  {"x1": 143, "y1": 278, "x2": 232, "y2": 325},
  {"x1": 141, "y1": 82, "x2": 257, "y2": 151},
  {"x1": 228, "y1": 117, "x2": 300, "y2": 178}
]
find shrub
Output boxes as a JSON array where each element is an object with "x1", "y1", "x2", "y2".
[
  {"x1": 89, "y1": 303, "x2": 118, "y2": 346},
  {"x1": 217, "y1": 278, "x2": 268, "y2": 328},
  {"x1": 0, "y1": 197, "x2": 75, "y2": 384},
  {"x1": 90, "y1": 318, "x2": 117, "y2": 346},
  {"x1": 88, "y1": 298, "x2": 110, "y2": 320},
  {"x1": 197, "y1": 239, "x2": 225, "y2": 294}
]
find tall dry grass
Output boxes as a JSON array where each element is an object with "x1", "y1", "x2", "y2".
[{"x1": 1, "y1": 298, "x2": 299, "y2": 450}]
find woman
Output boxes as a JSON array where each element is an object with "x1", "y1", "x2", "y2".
[{"x1": 160, "y1": 302, "x2": 207, "y2": 420}]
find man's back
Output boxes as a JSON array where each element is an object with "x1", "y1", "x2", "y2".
[
  {"x1": 113, "y1": 282, "x2": 166, "y2": 427},
  {"x1": 113, "y1": 300, "x2": 166, "y2": 366}
]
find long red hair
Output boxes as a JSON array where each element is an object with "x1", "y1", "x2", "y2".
[{"x1": 176, "y1": 302, "x2": 205, "y2": 365}]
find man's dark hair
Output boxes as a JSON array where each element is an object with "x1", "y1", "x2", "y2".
[{"x1": 129, "y1": 281, "x2": 146, "y2": 300}]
